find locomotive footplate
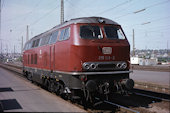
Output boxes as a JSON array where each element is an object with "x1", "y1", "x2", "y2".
[{"x1": 54, "y1": 70, "x2": 133, "y2": 76}]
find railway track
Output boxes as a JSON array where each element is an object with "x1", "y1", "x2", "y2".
[
  {"x1": 132, "y1": 88, "x2": 170, "y2": 102},
  {"x1": 0, "y1": 63, "x2": 170, "y2": 113},
  {"x1": 93, "y1": 97, "x2": 140, "y2": 113},
  {"x1": 134, "y1": 81, "x2": 170, "y2": 95}
]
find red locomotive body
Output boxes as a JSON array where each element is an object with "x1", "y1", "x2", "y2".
[{"x1": 23, "y1": 17, "x2": 134, "y2": 101}]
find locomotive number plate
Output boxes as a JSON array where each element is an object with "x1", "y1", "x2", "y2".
[
  {"x1": 98, "y1": 56, "x2": 115, "y2": 60},
  {"x1": 102, "y1": 47, "x2": 112, "y2": 54}
]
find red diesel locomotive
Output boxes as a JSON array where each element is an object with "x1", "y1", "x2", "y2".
[{"x1": 23, "y1": 17, "x2": 134, "y2": 102}]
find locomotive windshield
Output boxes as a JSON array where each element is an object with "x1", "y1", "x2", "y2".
[
  {"x1": 80, "y1": 25, "x2": 125, "y2": 40},
  {"x1": 80, "y1": 25, "x2": 103, "y2": 39},
  {"x1": 104, "y1": 26, "x2": 125, "y2": 39}
]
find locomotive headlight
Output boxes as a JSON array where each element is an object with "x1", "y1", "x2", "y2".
[
  {"x1": 98, "y1": 18, "x2": 105, "y2": 23},
  {"x1": 121, "y1": 62, "x2": 127, "y2": 69},
  {"x1": 90, "y1": 63, "x2": 97, "y2": 69},
  {"x1": 83, "y1": 63, "x2": 90, "y2": 70},
  {"x1": 116, "y1": 63, "x2": 121, "y2": 69}
]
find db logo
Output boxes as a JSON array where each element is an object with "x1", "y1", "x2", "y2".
[{"x1": 102, "y1": 47, "x2": 112, "y2": 54}]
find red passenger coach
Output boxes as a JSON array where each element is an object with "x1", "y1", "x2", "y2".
[{"x1": 23, "y1": 17, "x2": 134, "y2": 102}]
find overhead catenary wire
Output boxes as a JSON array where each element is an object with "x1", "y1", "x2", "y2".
[
  {"x1": 133, "y1": 8, "x2": 146, "y2": 14},
  {"x1": 109, "y1": 0, "x2": 146, "y2": 16},
  {"x1": 30, "y1": 5, "x2": 60, "y2": 26},
  {"x1": 140, "y1": 16, "x2": 170, "y2": 25},
  {"x1": 65, "y1": 0, "x2": 92, "y2": 19},
  {"x1": 125, "y1": 25, "x2": 170, "y2": 39},
  {"x1": 4, "y1": 0, "x2": 43, "y2": 23},
  {"x1": 123, "y1": 15, "x2": 170, "y2": 28},
  {"x1": 138, "y1": 25, "x2": 170, "y2": 32},
  {"x1": 8, "y1": 0, "x2": 60, "y2": 37},
  {"x1": 17, "y1": 3, "x2": 60, "y2": 37},
  {"x1": 114, "y1": 0, "x2": 170, "y2": 19},
  {"x1": 145, "y1": 27, "x2": 170, "y2": 33},
  {"x1": 5, "y1": 0, "x2": 59, "y2": 24},
  {"x1": 145, "y1": 0, "x2": 170, "y2": 9},
  {"x1": 1, "y1": 0, "x2": 61, "y2": 49},
  {"x1": 148, "y1": 16, "x2": 170, "y2": 23},
  {"x1": 95, "y1": 0, "x2": 133, "y2": 15},
  {"x1": 1, "y1": 0, "x2": 4, "y2": 10},
  {"x1": 22, "y1": 0, "x2": 42, "y2": 21}
]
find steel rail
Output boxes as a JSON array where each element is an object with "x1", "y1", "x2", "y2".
[
  {"x1": 95, "y1": 97, "x2": 140, "y2": 113},
  {"x1": 133, "y1": 92, "x2": 170, "y2": 102}
]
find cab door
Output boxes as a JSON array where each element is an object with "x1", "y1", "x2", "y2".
[{"x1": 50, "y1": 45, "x2": 55, "y2": 72}]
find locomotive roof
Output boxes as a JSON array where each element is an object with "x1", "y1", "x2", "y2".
[
  {"x1": 67, "y1": 17, "x2": 119, "y2": 25},
  {"x1": 28, "y1": 17, "x2": 119, "y2": 42}
]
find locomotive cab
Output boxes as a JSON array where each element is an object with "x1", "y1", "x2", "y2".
[
  {"x1": 68, "y1": 17, "x2": 134, "y2": 100},
  {"x1": 70, "y1": 22, "x2": 131, "y2": 72}
]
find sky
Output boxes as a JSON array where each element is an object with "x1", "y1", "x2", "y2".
[{"x1": 0, "y1": 0, "x2": 170, "y2": 53}]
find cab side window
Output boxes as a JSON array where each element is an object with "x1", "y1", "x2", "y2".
[
  {"x1": 64, "y1": 27, "x2": 70, "y2": 40},
  {"x1": 34, "y1": 39, "x2": 40, "y2": 47},
  {"x1": 59, "y1": 29, "x2": 65, "y2": 41},
  {"x1": 49, "y1": 31, "x2": 59, "y2": 44},
  {"x1": 59, "y1": 27, "x2": 70, "y2": 41},
  {"x1": 40, "y1": 35, "x2": 51, "y2": 46}
]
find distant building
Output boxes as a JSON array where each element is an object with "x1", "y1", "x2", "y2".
[
  {"x1": 0, "y1": 54, "x2": 4, "y2": 62},
  {"x1": 131, "y1": 57, "x2": 158, "y2": 66},
  {"x1": 130, "y1": 57, "x2": 142, "y2": 65},
  {"x1": 140, "y1": 58, "x2": 158, "y2": 66}
]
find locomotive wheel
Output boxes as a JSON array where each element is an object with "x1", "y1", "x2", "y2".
[
  {"x1": 88, "y1": 94, "x2": 96, "y2": 108},
  {"x1": 48, "y1": 80, "x2": 57, "y2": 93},
  {"x1": 82, "y1": 90, "x2": 96, "y2": 109},
  {"x1": 27, "y1": 73, "x2": 32, "y2": 81},
  {"x1": 70, "y1": 90, "x2": 82, "y2": 103},
  {"x1": 80, "y1": 91, "x2": 89, "y2": 109},
  {"x1": 47, "y1": 80, "x2": 53, "y2": 92},
  {"x1": 55, "y1": 82, "x2": 64, "y2": 96},
  {"x1": 43, "y1": 79, "x2": 48, "y2": 89},
  {"x1": 23, "y1": 71, "x2": 27, "y2": 77}
]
